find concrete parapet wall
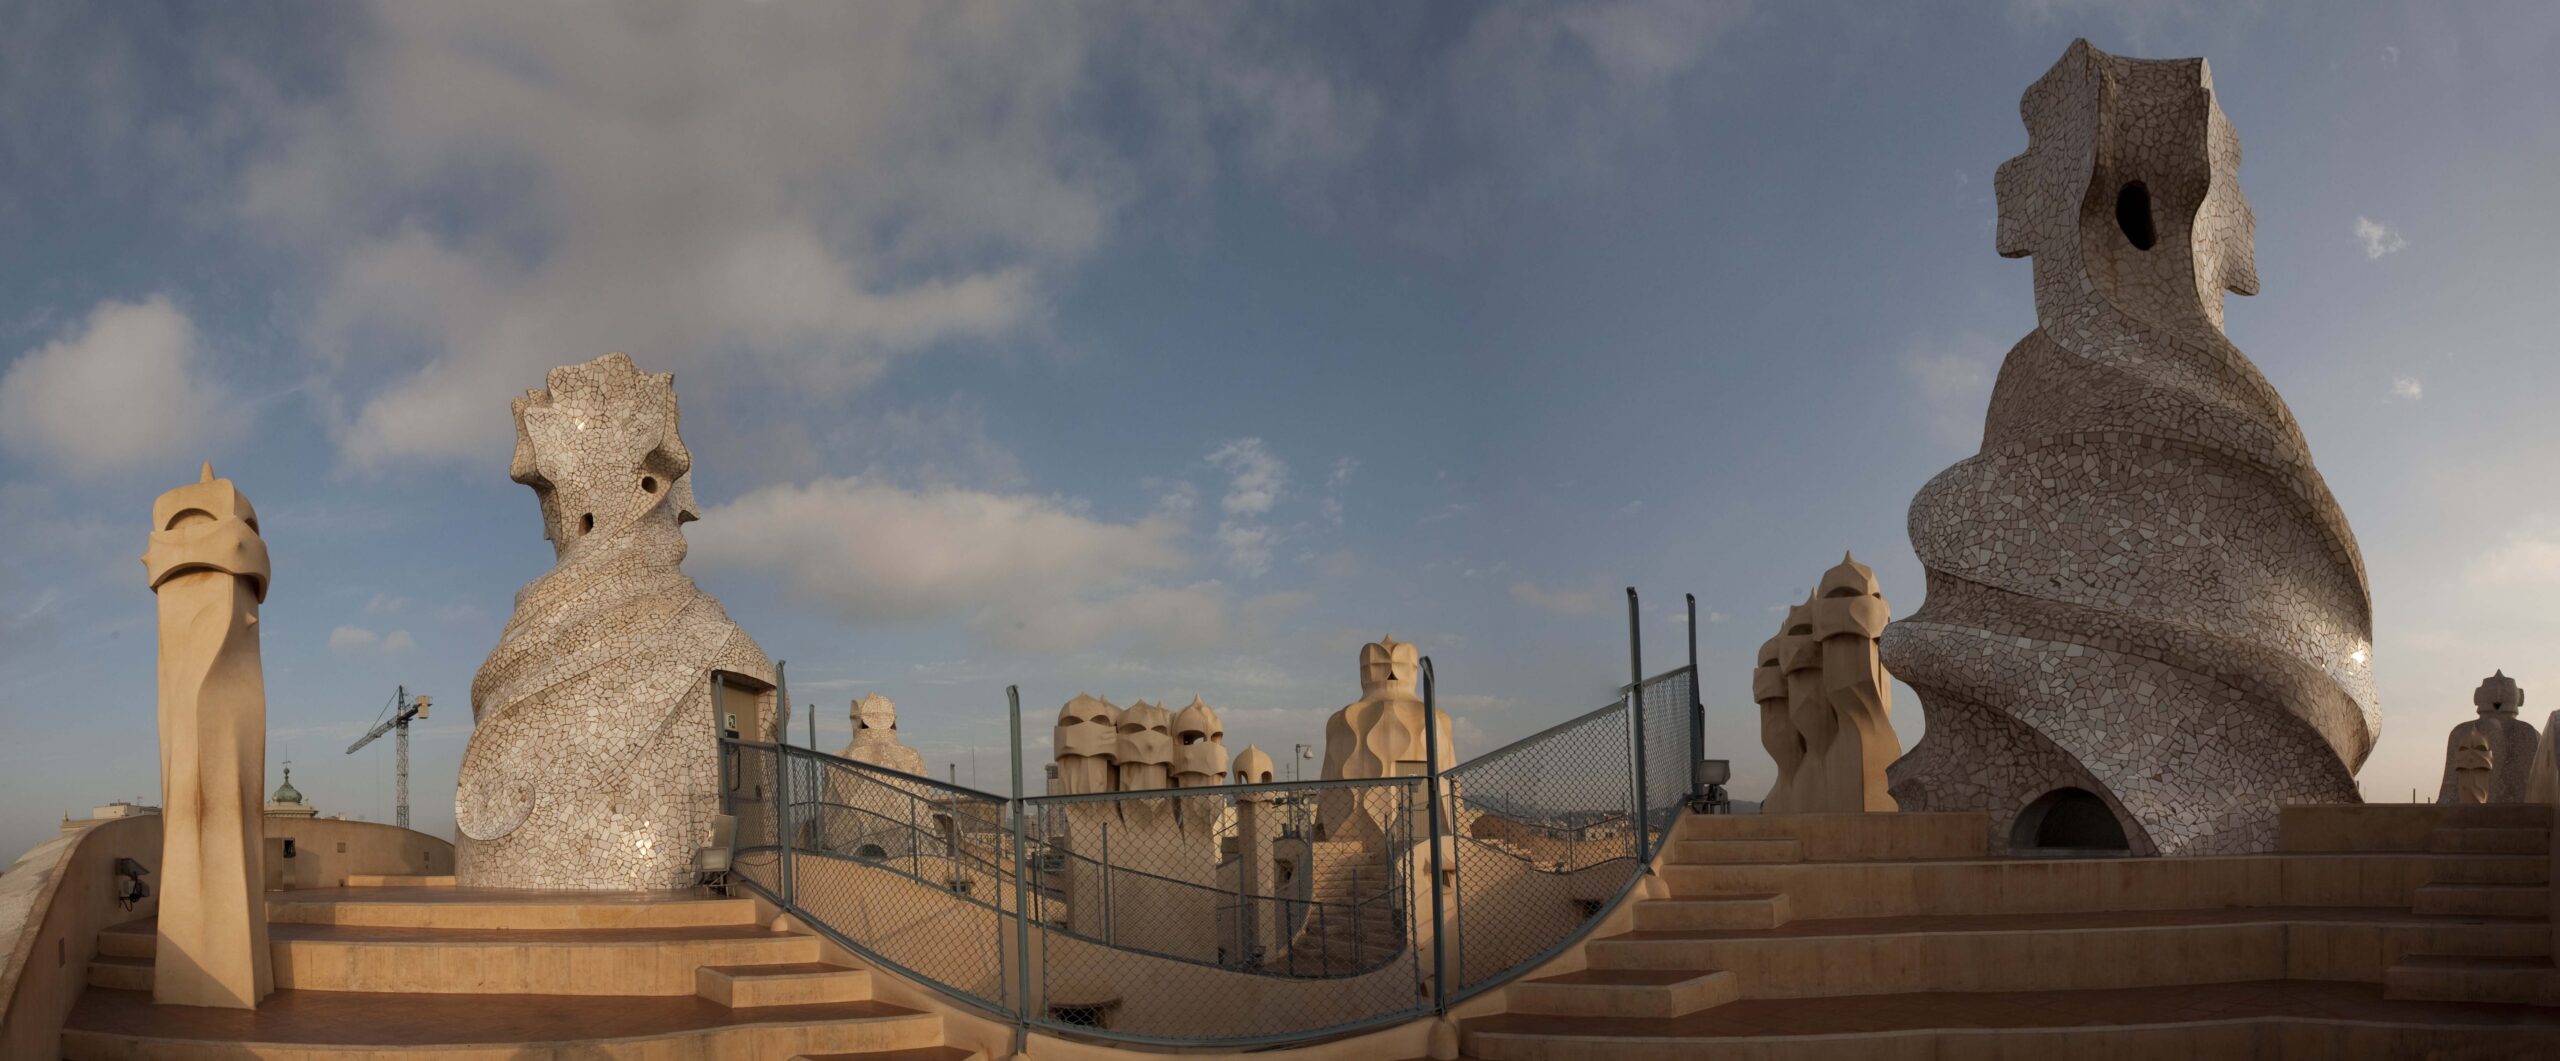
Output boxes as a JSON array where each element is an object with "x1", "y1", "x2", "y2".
[
  {"x1": 2278, "y1": 804, "x2": 2442, "y2": 853},
  {"x1": 0, "y1": 815, "x2": 161, "y2": 1059},
  {"x1": 261, "y1": 817, "x2": 455, "y2": 891},
  {"x1": 1681, "y1": 812, "x2": 1989, "y2": 861}
]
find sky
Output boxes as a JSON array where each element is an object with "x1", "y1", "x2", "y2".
[{"x1": 4, "y1": 0, "x2": 2558, "y2": 862}]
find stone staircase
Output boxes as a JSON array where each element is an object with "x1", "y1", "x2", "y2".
[
  {"x1": 1275, "y1": 841, "x2": 1403, "y2": 974},
  {"x1": 1462, "y1": 809, "x2": 2560, "y2": 1059},
  {"x1": 2384, "y1": 801, "x2": 2560, "y2": 1005},
  {"x1": 63, "y1": 875, "x2": 982, "y2": 1060}
]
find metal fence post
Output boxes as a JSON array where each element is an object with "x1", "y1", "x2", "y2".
[
  {"x1": 773, "y1": 659, "x2": 795, "y2": 904},
  {"x1": 1626, "y1": 588, "x2": 1649, "y2": 865},
  {"x1": 713, "y1": 672, "x2": 731, "y2": 818},
  {"x1": 1421, "y1": 656, "x2": 1449, "y2": 1018},
  {"x1": 1687, "y1": 592, "x2": 1704, "y2": 804},
  {"x1": 1008, "y1": 685, "x2": 1033, "y2": 1051},
  {"x1": 775, "y1": 745, "x2": 795, "y2": 906}
]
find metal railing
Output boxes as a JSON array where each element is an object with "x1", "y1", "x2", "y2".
[{"x1": 723, "y1": 588, "x2": 1705, "y2": 1049}]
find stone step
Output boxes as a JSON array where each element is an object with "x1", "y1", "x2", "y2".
[
  {"x1": 1585, "y1": 907, "x2": 2549, "y2": 995},
  {"x1": 345, "y1": 873, "x2": 457, "y2": 887},
  {"x1": 2428, "y1": 828, "x2": 2547, "y2": 855},
  {"x1": 61, "y1": 988, "x2": 949, "y2": 1060},
  {"x1": 2439, "y1": 804, "x2": 2554, "y2": 830},
  {"x1": 1663, "y1": 852, "x2": 2446, "y2": 917},
  {"x1": 85, "y1": 955, "x2": 151, "y2": 991},
  {"x1": 1665, "y1": 838, "x2": 1800, "y2": 865},
  {"x1": 1633, "y1": 894, "x2": 1789, "y2": 932},
  {"x1": 2425, "y1": 853, "x2": 2550, "y2": 885},
  {"x1": 96, "y1": 928, "x2": 155, "y2": 958},
  {"x1": 699, "y1": 961, "x2": 875, "y2": 1007},
  {"x1": 1460, "y1": 979, "x2": 2560, "y2": 1061},
  {"x1": 1507, "y1": 968, "x2": 1737, "y2": 1019},
  {"x1": 794, "y1": 1050, "x2": 984, "y2": 1061},
  {"x1": 2411, "y1": 883, "x2": 2549, "y2": 918},
  {"x1": 268, "y1": 889, "x2": 761, "y2": 930},
  {"x1": 101, "y1": 919, "x2": 823, "y2": 995},
  {"x1": 2384, "y1": 955, "x2": 2560, "y2": 1005}
]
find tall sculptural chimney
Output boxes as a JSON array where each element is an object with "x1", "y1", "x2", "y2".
[
  {"x1": 1881, "y1": 41, "x2": 2378, "y2": 856},
  {"x1": 143, "y1": 463, "x2": 275, "y2": 1008}
]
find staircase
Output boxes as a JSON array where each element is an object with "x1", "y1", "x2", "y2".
[
  {"x1": 63, "y1": 876, "x2": 982, "y2": 1060},
  {"x1": 1275, "y1": 841, "x2": 1403, "y2": 974},
  {"x1": 2384, "y1": 801, "x2": 2560, "y2": 1005},
  {"x1": 1462, "y1": 810, "x2": 2560, "y2": 1060}
]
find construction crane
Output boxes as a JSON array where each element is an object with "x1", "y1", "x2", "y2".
[{"x1": 347, "y1": 686, "x2": 430, "y2": 829}]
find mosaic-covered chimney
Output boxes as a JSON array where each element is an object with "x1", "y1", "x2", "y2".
[{"x1": 1880, "y1": 41, "x2": 2377, "y2": 856}]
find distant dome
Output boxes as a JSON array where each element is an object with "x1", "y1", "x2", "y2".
[{"x1": 271, "y1": 767, "x2": 304, "y2": 805}]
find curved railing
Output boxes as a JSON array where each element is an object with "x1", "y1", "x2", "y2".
[{"x1": 725, "y1": 593, "x2": 1703, "y2": 1049}]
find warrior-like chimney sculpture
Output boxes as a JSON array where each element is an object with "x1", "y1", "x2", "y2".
[
  {"x1": 143, "y1": 463, "x2": 274, "y2": 1008},
  {"x1": 1882, "y1": 41, "x2": 2378, "y2": 855},
  {"x1": 840, "y1": 693, "x2": 928, "y2": 776},
  {"x1": 455, "y1": 354, "x2": 776, "y2": 889},
  {"x1": 2437, "y1": 672, "x2": 2536, "y2": 804},
  {"x1": 1758, "y1": 556, "x2": 1902, "y2": 813}
]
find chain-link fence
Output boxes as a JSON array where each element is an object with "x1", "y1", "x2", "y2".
[
  {"x1": 1016, "y1": 778, "x2": 1429, "y2": 1043},
  {"x1": 781, "y1": 747, "x2": 1016, "y2": 1008},
  {"x1": 1440, "y1": 664, "x2": 1694, "y2": 1001},
  {"x1": 1638, "y1": 666, "x2": 1698, "y2": 856},
  {"x1": 719, "y1": 591, "x2": 1703, "y2": 1048}
]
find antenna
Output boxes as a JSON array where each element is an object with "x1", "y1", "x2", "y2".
[{"x1": 347, "y1": 685, "x2": 430, "y2": 829}]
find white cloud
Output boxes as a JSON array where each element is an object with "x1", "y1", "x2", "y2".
[
  {"x1": 1511, "y1": 581, "x2": 1601, "y2": 616},
  {"x1": 2381, "y1": 45, "x2": 2401, "y2": 66},
  {"x1": 1208, "y1": 438, "x2": 1288, "y2": 517},
  {"x1": 2390, "y1": 376, "x2": 2423, "y2": 401},
  {"x1": 364, "y1": 592, "x2": 409, "y2": 614},
  {"x1": 2353, "y1": 216, "x2": 2408, "y2": 259},
  {"x1": 0, "y1": 296, "x2": 231, "y2": 474},
  {"x1": 1901, "y1": 332, "x2": 2000, "y2": 449},
  {"x1": 328, "y1": 625, "x2": 415, "y2": 655},
  {"x1": 690, "y1": 476, "x2": 1210, "y2": 652},
  {"x1": 432, "y1": 603, "x2": 489, "y2": 625},
  {"x1": 222, "y1": 6, "x2": 1122, "y2": 469},
  {"x1": 1321, "y1": 457, "x2": 1359, "y2": 526},
  {"x1": 1206, "y1": 438, "x2": 1289, "y2": 576},
  {"x1": 2464, "y1": 531, "x2": 2560, "y2": 589}
]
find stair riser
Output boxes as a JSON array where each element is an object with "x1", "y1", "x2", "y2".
[
  {"x1": 1662, "y1": 855, "x2": 2426, "y2": 918},
  {"x1": 697, "y1": 967, "x2": 874, "y2": 1006},
  {"x1": 96, "y1": 932, "x2": 154, "y2": 959},
  {"x1": 344, "y1": 874, "x2": 457, "y2": 887},
  {"x1": 1590, "y1": 924, "x2": 2289, "y2": 996},
  {"x1": 275, "y1": 936, "x2": 820, "y2": 994},
  {"x1": 2411, "y1": 888, "x2": 2548, "y2": 918},
  {"x1": 1634, "y1": 897, "x2": 1789, "y2": 932},
  {"x1": 2437, "y1": 805, "x2": 2556, "y2": 830},
  {"x1": 60, "y1": 1012, "x2": 946, "y2": 1060},
  {"x1": 85, "y1": 962, "x2": 150, "y2": 991},
  {"x1": 1508, "y1": 972, "x2": 1738, "y2": 1019},
  {"x1": 1471, "y1": 1023, "x2": 2560, "y2": 1061},
  {"x1": 269, "y1": 899, "x2": 760, "y2": 931},
  {"x1": 2424, "y1": 856, "x2": 2549, "y2": 885},
  {"x1": 1666, "y1": 840, "x2": 1800, "y2": 865},
  {"x1": 2384, "y1": 968, "x2": 2559, "y2": 1006},
  {"x1": 2429, "y1": 830, "x2": 2547, "y2": 856}
]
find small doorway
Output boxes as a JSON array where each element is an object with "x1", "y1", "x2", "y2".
[
  {"x1": 2010, "y1": 787, "x2": 2130, "y2": 855},
  {"x1": 713, "y1": 670, "x2": 775, "y2": 742}
]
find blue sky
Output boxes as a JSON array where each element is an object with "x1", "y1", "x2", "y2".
[{"x1": 4, "y1": 1, "x2": 2557, "y2": 860}]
